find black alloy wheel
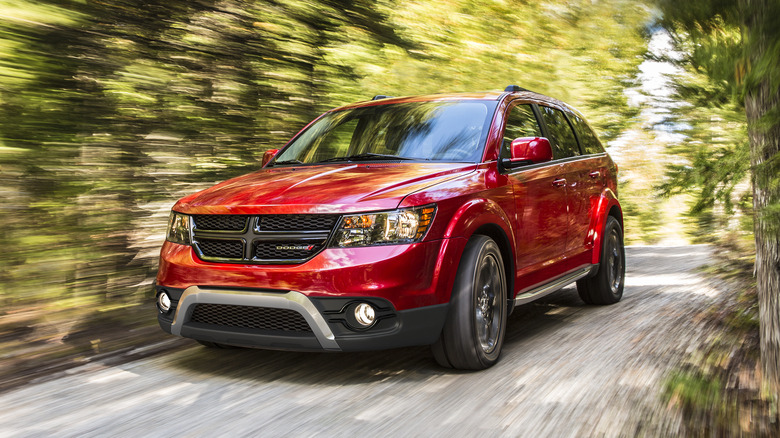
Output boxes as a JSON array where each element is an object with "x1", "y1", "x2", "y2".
[
  {"x1": 433, "y1": 235, "x2": 507, "y2": 370},
  {"x1": 577, "y1": 216, "x2": 625, "y2": 305}
]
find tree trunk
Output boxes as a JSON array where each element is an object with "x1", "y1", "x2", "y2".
[
  {"x1": 749, "y1": 92, "x2": 780, "y2": 395},
  {"x1": 743, "y1": 0, "x2": 780, "y2": 396}
]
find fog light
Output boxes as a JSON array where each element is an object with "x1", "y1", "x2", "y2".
[
  {"x1": 354, "y1": 303, "x2": 376, "y2": 327},
  {"x1": 157, "y1": 291, "x2": 171, "y2": 313}
]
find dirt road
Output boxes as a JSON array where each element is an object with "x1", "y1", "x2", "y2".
[{"x1": 0, "y1": 245, "x2": 722, "y2": 437}]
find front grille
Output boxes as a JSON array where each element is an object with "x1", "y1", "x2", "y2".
[
  {"x1": 193, "y1": 215, "x2": 248, "y2": 231},
  {"x1": 258, "y1": 215, "x2": 338, "y2": 231},
  {"x1": 190, "y1": 304, "x2": 312, "y2": 332},
  {"x1": 191, "y1": 214, "x2": 339, "y2": 264},
  {"x1": 197, "y1": 239, "x2": 244, "y2": 259},
  {"x1": 254, "y1": 242, "x2": 323, "y2": 260}
]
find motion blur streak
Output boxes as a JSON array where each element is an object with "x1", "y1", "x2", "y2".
[
  {"x1": 0, "y1": 246, "x2": 726, "y2": 436},
  {"x1": 0, "y1": 0, "x2": 650, "y2": 378}
]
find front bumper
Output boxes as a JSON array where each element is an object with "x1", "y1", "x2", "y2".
[
  {"x1": 156, "y1": 237, "x2": 467, "y2": 311},
  {"x1": 156, "y1": 286, "x2": 449, "y2": 351}
]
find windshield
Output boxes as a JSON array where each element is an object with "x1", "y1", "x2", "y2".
[{"x1": 272, "y1": 100, "x2": 497, "y2": 165}]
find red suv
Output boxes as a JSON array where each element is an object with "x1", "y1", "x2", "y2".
[{"x1": 155, "y1": 86, "x2": 625, "y2": 369}]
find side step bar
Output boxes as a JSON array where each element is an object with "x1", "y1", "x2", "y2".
[{"x1": 514, "y1": 265, "x2": 596, "y2": 305}]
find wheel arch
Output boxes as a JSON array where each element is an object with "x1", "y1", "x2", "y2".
[
  {"x1": 441, "y1": 198, "x2": 516, "y2": 312},
  {"x1": 471, "y1": 223, "x2": 516, "y2": 314},
  {"x1": 589, "y1": 189, "x2": 623, "y2": 265},
  {"x1": 608, "y1": 204, "x2": 623, "y2": 227}
]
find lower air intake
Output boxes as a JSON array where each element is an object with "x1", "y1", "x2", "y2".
[{"x1": 190, "y1": 304, "x2": 313, "y2": 332}]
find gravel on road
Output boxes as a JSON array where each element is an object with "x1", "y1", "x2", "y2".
[{"x1": 0, "y1": 245, "x2": 723, "y2": 437}]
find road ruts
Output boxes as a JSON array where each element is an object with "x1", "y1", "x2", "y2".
[{"x1": 0, "y1": 245, "x2": 721, "y2": 437}]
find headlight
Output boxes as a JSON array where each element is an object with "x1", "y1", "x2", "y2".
[
  {"x1": 166, "y1": 211, "x2": 191, "y2": 245},
  {"x1": 331, "y1": 205, "x2": 436, "y2": 248}
]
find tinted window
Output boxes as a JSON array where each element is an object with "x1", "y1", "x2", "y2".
[
  {"x1": 274, "y1": 101, "x2": 497, "y2": 164},
  {"x1": 569, "y1": 113, "x2": 605, "y2": 155},
  {"x1": 501, "y1": 104, "x2": 542, "y2": 159},
  {"x1": 539, "y1": 106, "x2": 580, "y2": 159}
]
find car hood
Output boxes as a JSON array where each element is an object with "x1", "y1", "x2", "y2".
[{"x1": 173, "y1": 162, "x2": 477, "y2": 215}]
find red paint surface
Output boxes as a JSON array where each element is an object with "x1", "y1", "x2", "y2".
[
  {"x1": 510, "y1": 137, "x2": 553, "y2": 164},
  {"x1": 174, "y1": 162, "x2": 477, "y2": 215},
  {"x1": 260, "y1": 149, "x2": 279, "y2": 167},
  {"x1": 157, "y1": 238, "x2": 466, "y2": 311}
]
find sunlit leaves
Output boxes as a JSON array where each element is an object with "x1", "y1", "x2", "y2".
[{"x1": 0, "y1": 0, "x2": 652, "y2": 314}]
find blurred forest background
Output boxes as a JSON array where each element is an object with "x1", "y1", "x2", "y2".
[
  {"x1": 1, "y1": 0, "x2": 778, "y2": 432},
  {"x1": 0, "y1": 0, "x2": 652, "y2": 344}
]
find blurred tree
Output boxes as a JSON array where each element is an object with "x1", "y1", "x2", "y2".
[
  {"x1": 657, "y1": 0, "x2": 780, "y2": 395},
  {"x1": 0, "y1": 0, "x2": 652, "y2": 352},
  {"x1": 657, "y1": 61, "x2": 750, "y2": 242},
  {"x1": 0, "y1": 0, "x2": 411, "y2": 312},
  {"x1": 351, "y1": 0, "x2": 648, "y2": 141}
]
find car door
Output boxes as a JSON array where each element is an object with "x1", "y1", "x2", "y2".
[
  {"x1": 537, "y1": 105, "x2": 591, "y2": 261},
  {"x1": 501, "y1": 102, "x2": 569, "y2": 290}
]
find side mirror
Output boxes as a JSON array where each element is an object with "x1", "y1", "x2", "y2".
[
  {"x1": 503, "y1": 137, "x2": 553, "y2": 169},
  {"x1": 261, "y1": 149, "x2": 279, "y2": 167}
]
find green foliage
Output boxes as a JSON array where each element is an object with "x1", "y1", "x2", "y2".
[
  {"x1": 365, "y1": 0, "x2": 648, "y2": 140},
  {"x1": 658, "y1": 135, "x2": 750, "y2": 222},
  {"x1": 662, "y1": 246, "x2": 777, "y2": 436},
  {"x1": 619, "y1": 180, "x2": 664, "y2": 244},
  {"x1": 656, "y1": 0, "x2": 780, "y2": 410},
  {"x1": 653, "y1": 13, "x2": 753, "y2": 242},
  {"x1": 0, "y1": 0, "x2": 651, "y2": 323},
  {"x1": 656, "y1": 0, "x2": 780, "y2": 239},
  {"x1": 665, "y1": 369, "x2": 723, "y2": 412}
]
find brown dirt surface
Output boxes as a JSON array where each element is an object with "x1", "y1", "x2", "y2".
[{"x1": 0, "y1": 245, "x2": 751, "y2": 436}]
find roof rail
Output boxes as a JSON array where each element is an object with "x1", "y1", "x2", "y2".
[
  {"x1": 504, "y1": 85, "x2": 530, "y2": 92},
  {"x1": 372, "y1": 95, "x2": 394, "y2": 100}
]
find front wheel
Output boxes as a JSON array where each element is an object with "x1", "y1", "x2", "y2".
[
  {"x1": 577, "y1": 216, "x2": 625, "y2": 305},
  {"x1": 432, "y1": 235, "x2": 507, "y2": 370}
]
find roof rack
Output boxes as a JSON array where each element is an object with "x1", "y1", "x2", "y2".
[
  {"x1": 372, "y1": 95, "x2": 394, "y2": 100},
  {"x1": 504, "y1": 85, "x2": 530, "y2": 92}
]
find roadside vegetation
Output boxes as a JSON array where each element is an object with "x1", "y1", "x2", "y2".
[
  {"x1": 0, "y1": 0, "x2": 652, "y2": 386},
  {"x1": 655, "y1": 0, "x2": 780, "y2": 433},
  {"x1": 1, "y1": 2, "x2": 779, "y2": 434},
  {"x1": 663, "y1": 241, "x2": 778, "y2": 436}
]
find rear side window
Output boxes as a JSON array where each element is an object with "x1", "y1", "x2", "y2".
[
  {"x1": 539, "y1": 106, "x2": 580, "y2": 159},
  {"x1": 569, "y1": 113, "x2": 605, "y2": 155},
  {"x1": 501, "y1": 104, "x2": 542, "y2": 159}
]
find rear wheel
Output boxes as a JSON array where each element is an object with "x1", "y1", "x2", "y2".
[
  {"x1": 577, "y1": 216, "x2": 625, "y2": 305},
  {"x1": 433, "y1": 235, "x2": 507, "y2": 370}
]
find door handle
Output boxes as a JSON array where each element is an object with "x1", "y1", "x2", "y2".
[
  {"x1": 552, "y1": 178, "x2": 567, "y2": 188},
  {"x1": 589, "y1": 170, "x2": 601, "y2": 179}
]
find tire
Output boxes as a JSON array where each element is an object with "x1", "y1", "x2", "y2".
[
  {"x1": 577, "y1": 216, "x2": 625, "y2": 305},
  {"x1": 432, "y1": 235, "x2": 507, "y2": 370},
  {"x1": 197, "y1": 340, "x2": 237, "y2": 349}
]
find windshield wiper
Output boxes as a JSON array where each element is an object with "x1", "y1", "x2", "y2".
[
  {"x1": 271, "y1": 159, "x2": 304, "y2": 166},
  {"x1": 318, "y1": 153, "x2": 415, "y2": 163}
]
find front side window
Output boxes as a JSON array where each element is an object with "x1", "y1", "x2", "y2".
[
  {"x1": 273, "y1": 101, "x2": 498, "y2": 165},
  {"x1": 539, "y1": 106, "x2": 581, "y2": 159},
  {"x1": 501, "y1": 104, "x2": 542, "y2": 159}
]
